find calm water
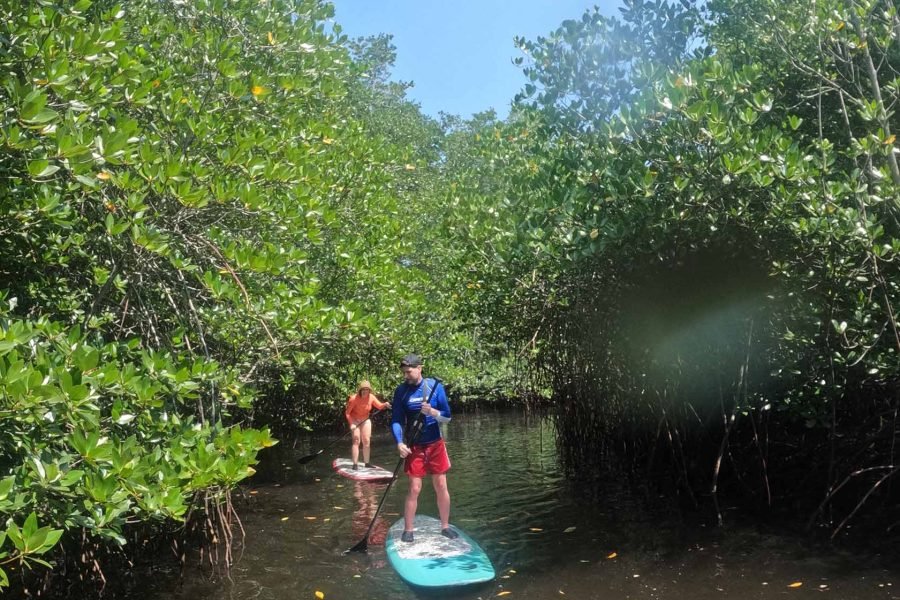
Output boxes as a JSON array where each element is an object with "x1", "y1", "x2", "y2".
[{"x1": 144, "y1": 410, "x2": 899, "y2": 599}]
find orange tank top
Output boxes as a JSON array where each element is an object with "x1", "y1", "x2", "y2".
[{"x1": 345, "y1": 393, "x2": 386, "y2": 423}]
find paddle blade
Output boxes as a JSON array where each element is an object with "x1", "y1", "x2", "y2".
[
  {"x1": 297, "y1": 449, "x2": 323, "y2": 464},
  {"x1": 343, "y1": 537, "x2": 369, "y2": 554}
]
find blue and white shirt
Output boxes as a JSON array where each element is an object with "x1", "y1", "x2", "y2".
[{"x1": 391, "y1": 378, "x2": 450, "y2": 445}]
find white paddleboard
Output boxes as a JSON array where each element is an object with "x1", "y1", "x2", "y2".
[{"x1": 332, "y1": 458, "x2": 394, "y2": 482}]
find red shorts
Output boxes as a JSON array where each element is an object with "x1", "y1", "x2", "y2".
[{"x1": 404, "y1": 438, "x2": 451, "y2": 477}]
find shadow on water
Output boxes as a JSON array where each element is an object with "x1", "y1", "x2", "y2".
[{"x1": 134, "y1": 410, "x2": 899, "y2": 600}]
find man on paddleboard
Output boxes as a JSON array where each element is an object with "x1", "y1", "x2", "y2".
[
  {"x1": 345, "y1": 380, "x2": 391, "y2": 470},
  {"x1": 391, "y1": 354, "x2": 458, "y2": 543}
]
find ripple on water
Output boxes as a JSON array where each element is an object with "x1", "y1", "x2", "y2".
[{"x1": 133, "y1": 411, "x2": 898, "y2": 600}]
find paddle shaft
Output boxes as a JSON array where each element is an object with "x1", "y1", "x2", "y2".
[
  {"x1": 297, "y1": 408, "x2": 384, "y2": 464},
  {"x1": 345, "y1": 377, "x2": 441, "y2": 554}
]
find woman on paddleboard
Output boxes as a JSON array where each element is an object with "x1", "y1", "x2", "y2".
[
  {"x1": 391, "y1": 354, "x2": 459, "y2": 543},
  {"x1": 345, "y1": 380, "x2": 391, "y2": 470}
]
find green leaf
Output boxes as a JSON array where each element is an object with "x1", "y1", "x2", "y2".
[
  {"x1": 25, "y1": 527, "x2": 48, "y2": 553},
  {"x1": 20, "y1": 90, "x2": 47, "y2": 121},
  {"x1": 27, "y1": 159, "x2": 49, "y2": 177},
  {"x1": 0, "y1": 477, "x2": 14, "y2": 501},
  {"x1": 74, "y1": 174, "x2": 99, "y2": 188},
  {"x1": 33, "y1": 528, "x2": 63, "y2": 555},
  {"x1": 22, "y1": 108, "x2": 58, "y2": 125},
  {"x1": 22, "y1": 513, "x2": 38, "y2": 539},
  {"x1": 31, "y1": 458, "x2": 46, "y2": 481},
  {"x1": 6, "y1": 523, "x2": 23, "y2": 552}
]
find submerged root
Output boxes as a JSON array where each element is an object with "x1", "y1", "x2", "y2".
[{"x1": 192, "y1": 488, "x2": 245, "y2": 579}]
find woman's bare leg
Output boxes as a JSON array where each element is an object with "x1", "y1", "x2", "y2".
[
  {"x1": 360, "y1": 420, "x2": 373, "y2": 464},
  {"x1": 350, "y1": 426, "x2": 361, "y2": 465}
]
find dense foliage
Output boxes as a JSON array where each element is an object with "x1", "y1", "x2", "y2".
[
  {"x1": 4, "y1": 0, "x2": 900, "y2": 594},
  {"x1": 0, "y1": 0, "x2": 450, "y2": 593},
  {"x1": 444, "y1": 0, "x2": 900, "y2": 537}
]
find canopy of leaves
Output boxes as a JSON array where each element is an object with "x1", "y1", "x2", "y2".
[
  {"x1": 6, "y1": 0, "x2": 900, "y2": 592},
  {"x1": 441, "y1": 0, "x2": 900, "y2": 537},
  {"x1": 0, "y1": 0, "x2": 451, "y2": 591}
]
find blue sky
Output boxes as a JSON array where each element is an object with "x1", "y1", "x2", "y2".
[{"x1": 329, "y1": 1, "x2": 619, "y2": 120}]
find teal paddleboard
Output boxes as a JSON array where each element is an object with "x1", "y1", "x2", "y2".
[{"x1": 385, "y1": 515, "x2": 495, "y2": 589}]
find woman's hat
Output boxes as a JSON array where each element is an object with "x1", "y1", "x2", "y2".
[{"x1": 358, "y1": 380, "x2": 372, "y2": 392}]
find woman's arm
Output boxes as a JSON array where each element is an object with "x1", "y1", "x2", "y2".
[
  {"x1": 371, "y1": 394, "x2": 390, "y2": 410},
  {"x1": 345, "y1": 395, "x2": 355, "y2": 426}
]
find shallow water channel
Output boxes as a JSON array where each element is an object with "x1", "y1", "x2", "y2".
[{"x1": 147, "y1": 410, "x2": 898, "y2": 599}]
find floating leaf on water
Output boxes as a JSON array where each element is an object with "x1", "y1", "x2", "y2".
[
  {"x1": 249, "y1": 490, "x2": 258, "y2": 495},
  {"x1": 497, "y1": 592, "x2": 512, "y2": 597},
  {"x1": 315, "y1": 592, "x2": 325, "y2": 599},
  {"x1": 508, "y1": 569, "x2": 516, "y2": 574},
  {"x1": 305, "y1": 516, "x2": 316, "y2": 520},
  {"x1": 563, "y1": 526, "x2": 576, "y2": 533},
  {"x1": 788, "y1": 582, "x2": 802, "y2": 588},
  {"x1": 281, "y1": 517, "x2": 289, "y2": 521},
  {"x1": 607, "y1": 552, "x2": 618, "y2": 559},
  {"x1": 529, "y1": 527, "x2": 543, "y2": 532},
  {"x1": 333, "y1": 506, "x2": 344, "y2": 510}
]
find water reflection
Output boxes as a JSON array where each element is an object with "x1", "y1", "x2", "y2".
[
  {"x1": 350, "y1": 480, "x2": 389, "y2": 549},
  {"x1": 136, "y1": 411, "x2": 898, "y2": 600}
]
